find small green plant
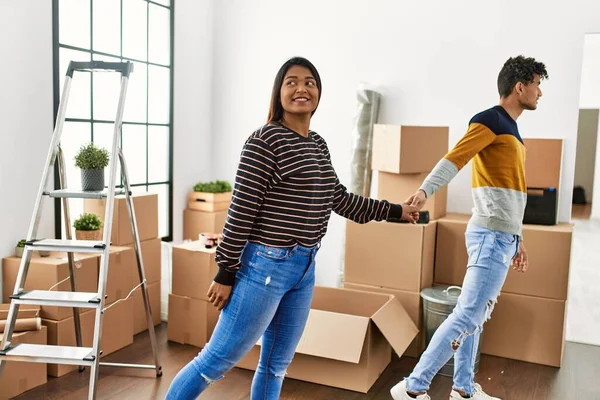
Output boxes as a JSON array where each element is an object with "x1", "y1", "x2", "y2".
[
  {"x1": 17, "y1": 239, "x2": 26, "y2": 248},
  {"x1": 74, "y1": 213, "x2": 103, "y2": 231},
  {"x1": 193, "y1": 180, "x2": 232, "y2": 193},
  {"x1": 74, "y1": 143, "x2": 110, "y2": 170}
]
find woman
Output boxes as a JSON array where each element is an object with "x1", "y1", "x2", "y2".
[{"x1": 165, "y1": 56, "x2": 418, "y2": 400}]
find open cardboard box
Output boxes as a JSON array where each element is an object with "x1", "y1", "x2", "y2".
[{"x1": 236, "y1": 286, "x2": 418, "y2": 393}]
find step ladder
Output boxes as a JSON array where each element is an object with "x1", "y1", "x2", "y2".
[{"x1": 0, "y1": 61, "x2": 162, "y2": 399}]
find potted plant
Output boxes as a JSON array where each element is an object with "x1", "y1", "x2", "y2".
[
  {"x1": 74, "y1": 142, "x2": 110, "y2": 191},
  {"x1": 73, "y1": 213, "x2": 103, "y2": 241},
  {"x1": 188, "y1": 180, "x2": 233, "y2": 212},
  {"x1": 15, "y1": 239, "x2": 26, "y2": 258}
]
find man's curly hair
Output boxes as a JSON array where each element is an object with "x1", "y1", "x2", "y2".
[{"x1": 497, "y1": 55, "x2": 548, "y2": 98}]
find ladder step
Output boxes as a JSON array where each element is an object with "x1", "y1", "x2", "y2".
[
  {"x1": 26, "y1": 239, "x2": 106, "y2": 253},
  {"x1": 0, "y1": 344, "x2": 95, "y2": 366},
  {"x1": 11, "y1": 290, "x2": 101, "y2": 308},
  {"x1": 45, "y1": 188, "x2": 128, "y2": 199}
]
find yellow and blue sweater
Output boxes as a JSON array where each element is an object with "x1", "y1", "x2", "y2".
[{"x1": 420, "y1": 105, "x2": 526, "y2": 236}]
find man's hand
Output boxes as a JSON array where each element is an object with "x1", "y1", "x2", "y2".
[
  {"x1": 207, "y1": 281, "x2": 232, "y2": 310},
  {"x1": 401, "y1": 203, "x2": 419, "y2": 223},
  {"x1": 405, "y1": 189, "x2": 427, "y2": 211},
  {"x1": 511, "y1": 241, "x2": 528, "y2": 272}
]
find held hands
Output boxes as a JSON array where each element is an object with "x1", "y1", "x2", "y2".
[
  {"x1": 207, "y1": 281, "x2": 232, "y2": 310},
  {"x1": 511, "y1": 240, "x2": 528, "y2": 273},
  {"x1": 405, "y1": 189, "x2": 427, "y2": 210},
  {"x1": 401, "y1": 203, "x2": 419, "y2": 223}
]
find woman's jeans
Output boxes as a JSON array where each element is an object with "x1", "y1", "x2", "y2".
[
  {"x1": 406, "y1": 224, "x2": 519, "y2": 396},
  {"x1": 165, "y1": 241, "x2": 319, "y2": 400}
]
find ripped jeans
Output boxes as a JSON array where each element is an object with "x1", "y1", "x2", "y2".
[
  {"x1": 406, "y1": 223, "x2": 519, "y2": 395},
  {"x1": 165, "y1": 242, "x2": 318, "y2": 400}
]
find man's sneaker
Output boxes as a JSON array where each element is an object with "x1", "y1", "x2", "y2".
[
  {"x1": 449, "y1": 383, "x2": 501, "y2": 400},
  {"x1": 390, "y1": 380, "x2": 431, "y2": 400}
]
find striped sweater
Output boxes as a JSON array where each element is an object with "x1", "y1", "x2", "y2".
[
  {"x1": 214, "y1": 123, "x2": 403, "y2": 285},
  {"x1": 420, "y1": 105, "x2": 527, "y2": 236}
]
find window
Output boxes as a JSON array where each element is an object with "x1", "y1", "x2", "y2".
[{"x1": 52, "y1": 0, "x2": 173, "y2": 240}]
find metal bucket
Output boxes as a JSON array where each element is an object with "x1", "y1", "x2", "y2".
[{"x1": 420, "y1": 284, "x2": 483, "y2": 377}]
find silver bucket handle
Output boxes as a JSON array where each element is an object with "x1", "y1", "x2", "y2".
[{"x1": 445, "y1": 286, "x2": 462, "y2": 295}]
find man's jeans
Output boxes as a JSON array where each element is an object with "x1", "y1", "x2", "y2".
[
  {"x1": 406, "y1": 224, "x2": 519, "y2": 395},
  {"x1": 165, "y1": 241, "x2": 319, "y2": 400}
]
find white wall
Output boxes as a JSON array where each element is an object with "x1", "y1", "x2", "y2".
[
  {"x1": 579, "y1": 34, "x2": 600, "y2": 108},
  {"x1": 210, "y1": 0, "x2": 600, "y2": 286},
  {"x1": 172, "y1": 0, "x2": 214, "y2": 244},
  {"x1": 574, "y1": 109, "x2": 598, "y2": 203},
  {"x1": 0, "y1": 2, "x2": 55, "y2": 298}
]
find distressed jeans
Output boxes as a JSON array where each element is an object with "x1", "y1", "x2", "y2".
[
  {"x1": 165, "y1": 241, "x2": 318, "y2": 400},
  {"x1": 406, "y1": 223, "x2": 519, "y2": 396}
]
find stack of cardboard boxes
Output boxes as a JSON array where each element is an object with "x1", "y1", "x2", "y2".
[
  {"x1": 167, "y1": 241, "x2": 220, "y2": 348},
  {"x1": 0, "y1": 305, "x2": 47, "y2": 398},
  {"x1": 343, "y1": 124, "x2": 449, "y2": 357},
  {"x1": 84, "y1": 192, "x2": 162, "y2": 336},
  {"x1": 183, "y1": 190, "x2": 230, "y2": 241},
  {"x1": 434, "y1": 139, "x2": 571, "y2": 367}
]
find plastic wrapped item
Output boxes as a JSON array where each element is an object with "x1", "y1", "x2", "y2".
[{"x1": 349, "y1": 83, "x2": 382, "y2": 197}]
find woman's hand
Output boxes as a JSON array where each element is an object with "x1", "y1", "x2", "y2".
[{"x1": 207, "y1": 281, "x2": 232, "y2": 311}]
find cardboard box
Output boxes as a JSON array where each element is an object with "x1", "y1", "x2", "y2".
[
  {"x1": 103, "y1": 246, "x2": 135, "y2": 305},
  {"x1": 378, "y1": 171, "x2": 447, "y2": 220},
  {"x1": 183, "y1": 209, "x2": 227, "y2": 240},
  {"x1": 132, "y1": 281, "x2": 162, "y2": 335},
  {"x1": 172, "y1": 242, "x2": 218, "y2": 301},
  {"x1": 0, "y1": 326, "x2": 47, "y2": 399},
  {"x1": 98, "y1": 298, "x2": 134, "y2": 356},
  {"x1": 0, "y1": 304, "x2": 39, "y2": 320},
  {"x1": 2, "y1": 253, "x2": 99, "y2": 320},
  {"x1": 42, "y1": 309, "x2": 95, "y2": 377},
  {"x1": 237, "y1": 286, "x2": 418, "y2": 393},
  {"x1": 523, "y1": 138, "x2": 563, "y2": 189},
  {"x1": 131, "y1": 237, "x2": 162, "y2": 286},
  {"x1": 345, "y1": 221, "x2": 436, "y2": 292},
  {"x1": 482, "y1": 292, "x2": 566, "y2": 367},
  {"x1": 343, "y1": 282, "x2": 423, "y2": 358},
  {"x1": 372, "y1": 125, "x2": 449, "y2": 174},
  {"x1": 84, "y1": 192, "x2": 159, "y2": 246},
  {"x1": 188, "y1": 191, "x2": 232, "y2": 212},
  {"x1": 434, "y1": 215, "x2": 573, "y2": 300},
  {"x1": 167, "y1": 294, "x2": 215, "y2": 348}
]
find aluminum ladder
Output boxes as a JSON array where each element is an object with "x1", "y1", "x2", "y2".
[{"x1": 0, "y1": 61, "x2": 162, "y2": 399}]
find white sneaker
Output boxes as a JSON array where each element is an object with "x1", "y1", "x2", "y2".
[
  {"x1": 390, "y1": 380, "x2": 431, "y2": 400},
  {"x1": 449, "y1": 383, "x2": 501, "y2": 400}
]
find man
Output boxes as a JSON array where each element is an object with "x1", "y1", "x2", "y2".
[{"x1": 391, "y1": 55, "x2": 548, "y2": 400}]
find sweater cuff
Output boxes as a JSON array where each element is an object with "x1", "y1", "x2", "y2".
[
  {"x1": 386, "y1": 203, "x2": 403, "y2": 222},
  {"x1": 214, "y1": 267, "x2": 236, "y2": 286}
]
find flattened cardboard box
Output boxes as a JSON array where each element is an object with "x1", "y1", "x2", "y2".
[
  {"x1": 434, "y1": 214, "x2": 573, "y2": 300},
  {"x1": 84, "y1": 192, "x2": 159, "y2": 246},
  {"x1": 236, "y1": 286, "x2": 418, "y2": 393},
  {"x1": 344, "y1": 282, "x2": 423, "y2": 358},
  {"x1": 345, "y1": 221, "x2": 436, "y2": 292},
  {"x1": 132, "y1": 280, "x2": 162, "y2": 335},
  {"x1": 2, "y1": 253, "x2": 99, "y2": 320},
  {"x1": 372, "y1": 124, "x2": 449, "y2": 174},
  {"x1": 378, "y1": 171, "x2": 447, "y2": 220},
  {"x1": 183, "y1": 209, "x2": 227, "y2": 241},
  {"x1": 482, "y1": 292, "x2": 566, "y2": 367},
  {"x1": 167, "y1": 294, "x2": 220, "y2": 348},
  {"x1": 172, "y1": 242, "x2": 218, "y2": 301},
  {"x1": 0, "y1": 326, "x2": 47, "y2": 399},
  {"x1": 523, "y1": 138, "x2": 563, "y2": 189}
]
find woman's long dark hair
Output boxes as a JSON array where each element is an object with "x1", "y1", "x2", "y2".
[{"x1": 266, "y1": 57, "x2": 322, "y2": 123}]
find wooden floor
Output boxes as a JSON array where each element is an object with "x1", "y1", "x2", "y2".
[
  {"x1": 572, "y1": 203, "x2": 592, "y2": 220},
  {"x1": 14, "y1": 323, "x2": 600, "y2": 399}
]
